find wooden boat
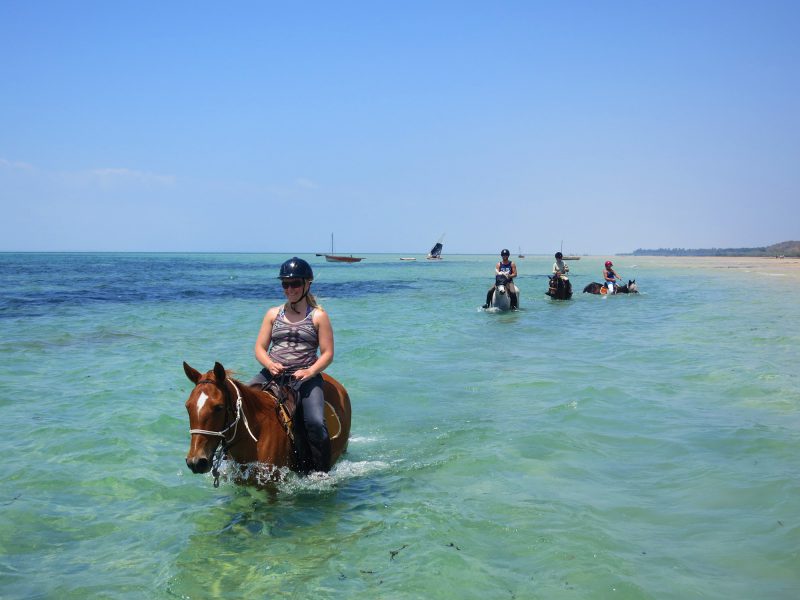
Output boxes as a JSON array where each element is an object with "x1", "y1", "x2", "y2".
[
  {"x1": 427, "y1": 234, "x2": 444, "y2": 260},
  {"x1": 560, "y1": 241, "x2": 580, "y2": 260},
  {"x1": 323, "y1": 254, "x2": 363, "y2": 263},
  {"x1": 315, "y1": 233, "x2": 364, "y2": 263},
  {"x1": 518, "y1": 246, "x2": 525, "y2": 258},
  {"x1": 399, "y1": 257, "x2": 417, "y2": 261}
]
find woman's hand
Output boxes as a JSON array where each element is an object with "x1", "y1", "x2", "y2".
[
  {"x1": 267, "y1": 360, "x2": 286, "y2": 377},
  {"x1": 292, "y1": 368, "x2": 315, "y2": 382}
]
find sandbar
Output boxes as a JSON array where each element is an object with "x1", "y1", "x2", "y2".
[{"x1": 585, "y1": 255, "x2": 800, "y2": 283}]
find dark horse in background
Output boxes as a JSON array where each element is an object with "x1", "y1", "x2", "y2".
[
  {"x1": 582, "y1": 279, "x2": 639, "y2": 295},
  {"x1": 546, "y1": 275, "x2": 573, "y2": 300},
  {"x1": 183, "y1": 362, "x2": 351, "y2": 486}
]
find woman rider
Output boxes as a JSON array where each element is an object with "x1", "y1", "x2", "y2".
[
  {"x1": 603, "y1": 260, "x2": 622, "y2": 294},
  {"x1": 249, "y1": 257, "x2": 333, "y2": 473}
]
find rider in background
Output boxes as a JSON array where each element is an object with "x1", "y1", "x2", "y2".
[
  {"x1": 483, "y1": 249, "x2": 518, "y2": 309},
  {"x1": 249, "y1": 257, "x2": 333, "y2": 473},
  {"x1": 553, "y1": 252, "x2": 569, "y2": 277},
  {"x1": 603, "y1": 260, "x2": 622, "y2": 294}
]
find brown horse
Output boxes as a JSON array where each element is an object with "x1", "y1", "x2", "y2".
[
  {"x1": 582, "y1": 279, "x2": 639, "y2": 295},
  {"x1": 546, "y1": 275, "x2": 573, "y2": 300},
  {"x1": 183, "y1": 361, "x2": 351, "y2": 486}
]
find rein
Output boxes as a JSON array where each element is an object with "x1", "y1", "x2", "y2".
[{"x1": 262, "y1": 379, "x2": 297, "y2": 443}]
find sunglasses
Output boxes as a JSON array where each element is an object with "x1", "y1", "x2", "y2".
[{"x1": 281, "y1": 280, "x2": 304, "y2": 289}]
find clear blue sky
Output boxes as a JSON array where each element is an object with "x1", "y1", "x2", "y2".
[{"x1": 2, "y1": 1, "x2": 798, "y2": 254}]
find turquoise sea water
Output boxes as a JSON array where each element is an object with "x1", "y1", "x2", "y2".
[{"x1": 1, "y1": 252, "x2": 799, "y2": 599}]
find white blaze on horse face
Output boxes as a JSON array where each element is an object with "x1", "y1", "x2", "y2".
[{"x1": 196, "y1": 392, "x2": 209, "y2": 418}]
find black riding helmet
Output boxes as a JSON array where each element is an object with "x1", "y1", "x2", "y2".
[
  {"x1": 555, "y1": 252, "x2": 563, "y2": 259},
  {"x1": 500, "y1": 248, "x2": 510, "y2": 257},
  {"x1": 278, "y1": 257, "x2": 314, "y2": 280}
]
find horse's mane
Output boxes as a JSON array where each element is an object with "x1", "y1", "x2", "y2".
[
  {"x1": 228, "y1": 374, "x2": 276, "y2": 405},
  {"x1": 201, "y1": 366, "x2": 277, "y2": 404}
]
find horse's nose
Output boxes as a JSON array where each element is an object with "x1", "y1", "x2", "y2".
[{"x1": 186, "y1": 456, "x2": 210, "y2": 473}]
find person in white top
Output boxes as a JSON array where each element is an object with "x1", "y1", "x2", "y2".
[{"x1": 553, "y1": 252, "x2": 569, "y2": 276}]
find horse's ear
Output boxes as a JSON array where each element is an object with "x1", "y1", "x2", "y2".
[
  {"x1": 184, "y1": 362, "x2": 201, "y2": 384},
  {"x1": 214, "y1": 362, "x2": 227, "y2": 383}
]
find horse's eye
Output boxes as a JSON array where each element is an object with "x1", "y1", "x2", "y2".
[{"x1": 212, "y1": 404, "x2": 224, "y2": 413}]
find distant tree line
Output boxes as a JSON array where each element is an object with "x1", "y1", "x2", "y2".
[{"x1": 629, "y1": 241, "x2": 800, "y2": 257}]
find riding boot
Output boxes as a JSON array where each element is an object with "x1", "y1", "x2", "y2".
[
  {"x1": 483, "y1": 288, "x2": 494, "y2": 309},
  {"x1": 298, "y1": 383, "x2": 332, "y2": 473},
  {"x1": 306, "y1": 427, "x2": 332, "y2": 473},
  {"x1": 293, "y1": 434, "x2": 314, "y2": 474},
  {"x1": 510, "y1": 292, "x2": 518, "y2": 310}
]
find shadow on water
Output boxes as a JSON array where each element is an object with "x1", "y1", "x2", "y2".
[
  {"x1": 1, "y1": 277, "x2": 418, "y2": 319},
  {"x1": 166, "y1": 469, "x2": 401, "y2": 597},
  {"x1": 165, "y1": 407, "x2": 467, "y2": 596},
  {"x1": 1, "y1": 253, "x2": 475, "y2": 318}
]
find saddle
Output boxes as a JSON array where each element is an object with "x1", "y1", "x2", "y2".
[{"x1": 259, "y1": 377, "x2": 344, "y2": 470}]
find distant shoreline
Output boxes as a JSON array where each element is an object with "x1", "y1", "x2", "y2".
[{"x1": 628, "y1": 240, "x2": 799, "y2": 258}]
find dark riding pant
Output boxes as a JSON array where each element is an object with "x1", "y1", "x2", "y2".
[{"x1": 249, "y1": 369, "x2": 332, "y2": 473}]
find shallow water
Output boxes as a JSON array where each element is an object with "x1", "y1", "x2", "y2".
[{"x1": 1, "y1": 253, "x2": 798, "y2": 599}]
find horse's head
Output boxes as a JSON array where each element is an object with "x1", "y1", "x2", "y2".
[
  {"x1": 627, "y1": 279, "x2": 639, "y2": 293},
  {"x1": 495, "y1": 274, "x2": 510, "y2": 295},
  {"x1": 183, "y1": 361, "x2": 232, "y2": 474}
]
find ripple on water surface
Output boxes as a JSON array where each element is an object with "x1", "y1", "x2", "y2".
[{"x1": 1, "y1": 253, "x2": 799, "y2": 599}]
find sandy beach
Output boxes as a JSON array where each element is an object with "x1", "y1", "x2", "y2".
[{"x1": 597, "y1": 255, "x2": 800, "y2": 282}]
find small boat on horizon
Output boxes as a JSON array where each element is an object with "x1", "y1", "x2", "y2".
[
  {"x1": 315, "y1": 233, "x2": 364, "y2": 263},
  {"x1": 427, "y1": 234, "x2": 445, "y2": 260},
  {"x1": 560, "y1": 240, "x2": 580, "y2": 260}
]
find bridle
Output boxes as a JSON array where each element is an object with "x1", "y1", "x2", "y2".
[
  {"x1": 189, "y1": 377, "x2": 258, "y2": 487},
  {"x1": 189, "y1": 378, "x2": 257, "y2": 443}
]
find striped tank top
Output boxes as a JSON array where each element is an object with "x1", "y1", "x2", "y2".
[{"x1": 268, "y1": 306, "x2": 319, "y2": 371}]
